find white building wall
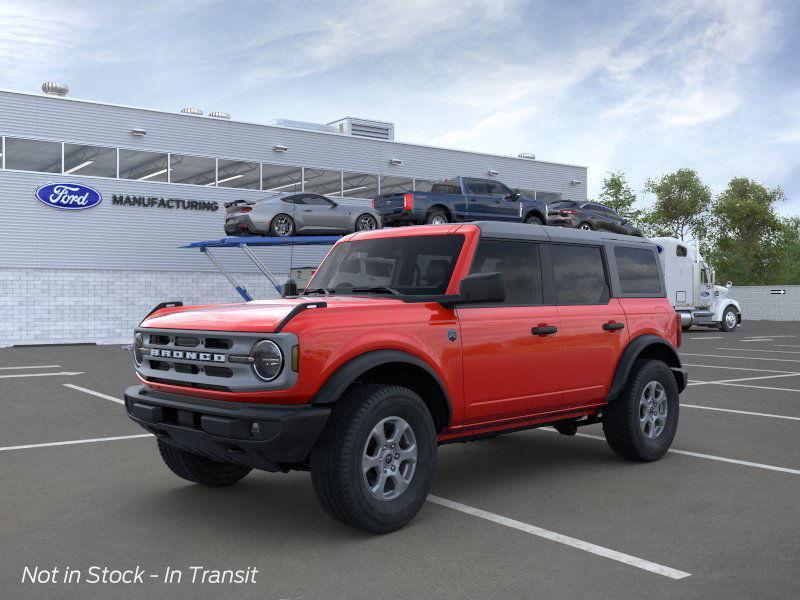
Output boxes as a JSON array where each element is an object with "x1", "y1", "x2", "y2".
[{"x1": 730, "y1": 286, "x2": 800, "y2": 322}]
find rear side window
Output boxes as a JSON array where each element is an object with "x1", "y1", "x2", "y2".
[
  {"x1": 469, "y1": 240, "x2": 542, "y2": 305},
  {"x1": 615, "y1": 247, "x2": 662, "y2": 294},
  {"x1": 550, "y1": 244, "x2": 608, "y2": 304},
  {"x1": 430, "y1": 180, "x2": 462, "y2": 194}
]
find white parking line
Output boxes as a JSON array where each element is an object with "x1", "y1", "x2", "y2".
[
  {"x1": 688, "y1": 336, "x2": 723, "y2": 340},
  {"x1": 688, "y1": 373, "x2": 800, "y2": 386},
  {"x1": 683, "y1": 363, "x2": 797, "y2": 374},
  {"x1": 427, "y1": 495, "x2": 691, "y2": 579},
  {"x1": 776, "y1": 344, "x2": 800, "y2": 349},
  {"x1": 540, "y1": 429, "x2": 800, "y2": 475},
  {"x1": 716, "y1": 348, "x2": 800, "y2": 355},
  {"x1": 0, "y1": 434, "x2": 152, "y2": 453},
  {"x1": 0, "y1": 365, "x2": 61, "y2": 370},
  {"x1": 681, "y1": 353, "x2": 800, "y2": 364},
  {"x1": 713, "y1": 382, "x2": 800, "y2": 393},
  {"x1": 63, "y1": 383, "x2": 124, "y2": 404},
  {"x1": 682, "y1": 404, "x2": 800, "y2": 421},
  {"x1": 739, "y1": 339, "x2": 773, "y2": 342},
  {"x1": 0, "y1": 371, "x2": 84, "y2": 379}
]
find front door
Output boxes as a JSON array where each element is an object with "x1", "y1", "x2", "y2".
[
  {"x1": 464, "y1": 179, "x2": 498, "y2": 221},
  {"x1": 300, "y1": 195, "x2": 348, "y2": 232},
  {"x1": 459, "y1": 239, "x2": 563, "y2": 426},
  {"x1": 548, "y1": 243, "x2": 628, "y2": 406}
]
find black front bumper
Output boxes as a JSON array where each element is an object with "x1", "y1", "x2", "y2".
[{"x1": 124, "y1": 385, "x2": 330, "y2": 472}]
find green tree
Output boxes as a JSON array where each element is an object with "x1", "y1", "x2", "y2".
[
  {"x1": 642, "y1": 169, "x2": 711, "y2": 241},
  {"x1": 706, "y1": 177, "x2": 796, "y2": 285},
  {"x1": 598, "y1": 171, "x2": 641, "y2": 222}
]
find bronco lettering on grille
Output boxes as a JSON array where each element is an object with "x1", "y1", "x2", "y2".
[{"x1": 149, "y1": 349, "x2": 226, "y2": 362}]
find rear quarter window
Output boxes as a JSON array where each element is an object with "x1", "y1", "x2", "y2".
[{"x1": 614, "y1": 246, "x2": 662, "y2": 294}]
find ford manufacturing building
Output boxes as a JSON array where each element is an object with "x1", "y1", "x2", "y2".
[{"x1": 0, "y1": 85, "x2": 587, "y2": 347}]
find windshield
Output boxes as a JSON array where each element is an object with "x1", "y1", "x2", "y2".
[{"x1": 306, "y1": 235, "x2": 465, "y2": 296}]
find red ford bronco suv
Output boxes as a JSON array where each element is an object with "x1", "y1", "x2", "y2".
[{"x1": 125, "y1": 222, "x2": 687, "y2": 533}]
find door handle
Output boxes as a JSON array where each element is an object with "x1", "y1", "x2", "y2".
[
  {"x1": 603, "y1": 321, "x2": 625, "y2": 331},
  {"x1": 303, "y1": 209, "x2": 313, "y2": 212},
  {"x1": 532, "y1": 325, "x2": 558, "y2": 336}
]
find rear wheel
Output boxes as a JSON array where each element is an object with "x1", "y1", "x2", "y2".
[
  {"x1": 525, "y1": 214, "x2": 543, "y2": 225},
  {"x1": 310, "y1": 384, "x2": 437, "y2": 533},
  {"x1": 602, "y1": 360, "x2": 679, "y2": 461},
  {"x1": 426, "y1": 209, "x2": 449, "y2": 225},
  {"x1": 719, "y1": 307, "x2": 738, "y2": 332},
  {"x1": 355, "y1": 213, "x2": 378, "y2": 231},
  {"x1": 157, "y1": 440, "x2": 252, "y2": 486},
  {"x1": 269, "y1": 214, "x2": 295, "y2": 237}
]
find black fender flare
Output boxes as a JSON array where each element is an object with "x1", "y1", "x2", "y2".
[
  {"x1": 524, "y1": 209, "x2": 546, "y2": 224},
  {"x1": 606, "y1": 335, "x2": 687, "y2": 401},
  {"x1": 310, "y1": 349, "x2": 452, "y2": 424}
]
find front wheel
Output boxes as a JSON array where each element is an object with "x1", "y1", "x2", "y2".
[
  {"x1": 719, "y1": 307, "x2": 738, "y2": 332},
  {"x1": 269, "y1": 213, "x2": 295, "y2": 237},
  {"x1": 310, "y1": 384, "x2": 437, "y2": 533},
  {"x1": 157, "y1": 440, "x2": 252, "y2": 486},
  {"x1": 602, "y1": 360, "x2": 679, "y2": 462},
  {"x1": 355, "y1": 213, "x2": 378, "y2": 231}
]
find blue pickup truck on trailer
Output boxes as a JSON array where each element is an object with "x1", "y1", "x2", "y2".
[{"x1": 372, "y1": 176, "x2": 548, "y2": 226}]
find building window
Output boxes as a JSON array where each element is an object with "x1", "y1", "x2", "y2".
[
  {"x1": 414, "y1": 178, "x2": 436, "y2": 192},
  {"x1": 119, "y1": 149, "x2": 169, "y2": 182},
  {"x1": 304, "y1": 168, "x2": 342, "y2": 196},
  {"x1": 341, "y1": 172, "x2": 378, "y2": 199},
  {"x1": 170, "y1": 154, "x2": 216, "y2": 186},
  {"x1": 217, "y1": 159, "x2": 260, "y2": 189},
  {"x1": 262, "y1": 164, "x2": 302, "y2": 192},
  {"x1": 379, "y1": 175, "x2": 413, "y2": 195},
  {"x1": 4, "y1": 138, "x2": 61, "y2": 173},
  {"x1": 533, "y1": 191, "x2": 562, "y2": 204},
  {"x1": 63, "y1": 144, "x2": 117, "y2": 177}
]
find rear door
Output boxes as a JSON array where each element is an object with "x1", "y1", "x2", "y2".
[
  {"x1": 459, "y1": 239, "x2": 563, "y2": 426},
  {"x1": 547, "y1": 243, "x2": 628, "y2": 407}
]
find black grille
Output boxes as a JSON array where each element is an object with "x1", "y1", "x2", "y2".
[
  {"x1": 174, "y1": 336, "x2": 200, "y2": 347},
  {"x1": 204, "y1": 366, "x2": 233, "y2": 378},
  {"x1": 205, "y1": 337, "x2": 233, "y2": 349}
]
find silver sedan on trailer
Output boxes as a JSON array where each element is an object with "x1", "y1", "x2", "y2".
[{"x1": 224, "y1": 192, "x2": 382, "y2": 237}]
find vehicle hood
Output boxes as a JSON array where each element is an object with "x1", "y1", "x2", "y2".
[{"x1": 140, "y1": 296, "x2": 402, "y2": 332}]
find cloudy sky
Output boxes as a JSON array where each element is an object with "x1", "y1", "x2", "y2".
[{"x1": 2, "y1": 0, "x2": 798, "y2": 212}]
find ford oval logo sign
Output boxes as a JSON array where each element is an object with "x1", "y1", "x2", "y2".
[{"x1": 35, "y1": 183, "x2": 102, "y2": 210}]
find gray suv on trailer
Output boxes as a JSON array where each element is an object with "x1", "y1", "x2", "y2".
[{"x1": 224, "y1": 192, "x2": 382, "y2": 237}]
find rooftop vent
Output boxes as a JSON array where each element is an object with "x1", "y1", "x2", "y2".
[
  {"x1": 180, "y1": 107, "x2": 203, "y2": 116},
  {"x1": 518, "y1": 152, "x2": 536, "y2": 160},
  {"x1": 269, "y1": 119, "x2": 337, "y2": 134},
  {"x1": 42, "y1": 82, "x2": 69, "y2": 97},
  {"x1": 209, "y1": 111, "x2": 230, "y2": 119},
  {"x1": 328, "y1": 117, "x2": 395, "y2": 141}
]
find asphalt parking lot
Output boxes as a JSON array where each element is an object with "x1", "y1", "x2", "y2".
[{"x1": 1, "y1": 321, "x2": 799, "y2": 600}]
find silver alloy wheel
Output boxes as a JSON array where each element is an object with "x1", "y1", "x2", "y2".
[
  {"x1": 272, "y1": 215, "x2": 293, "y2": 236},
  {"x1": 362, "y1": 416, "x2": 418, "y2": 501},
  {"x1": 580, "y1": 223, "x2": 592, "y2": 230},
  {"x1": 356, "y1": 214, "x2": 377, "y2": 231},
  {"x1": 639, "y1": 381, "x2": 667, "y2": 439},
  {"x1": 430, "y1": 214, "x2": 448, "y2": 225},
  {"x1": 725, "y1": 309, "x2": 737, "y2": 329}
]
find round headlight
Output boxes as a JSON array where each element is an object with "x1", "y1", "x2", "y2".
[
  {"x1": 133, "y1": 333, "x2": 144, "y2": 367},
  {"x1": 252, "y1": 340, "x2": 284, "y2": 382}
]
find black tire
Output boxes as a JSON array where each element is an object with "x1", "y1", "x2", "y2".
[
  {"x1": 157, "y1": 440, "x2": 252, "y2": 486},
  {"x1": 269, "y1": 213, "x2": 295, "y2": 237},
  {"x1": 578, "y1": 222, "x2": 593, "y2": 231},
  {"x1": 719, "y1": 306, "x2": 738, "y2": 332},
  {"x1": 354, "y1": 213, "x2": 378, "y2": 232},
  {"x1": 426, "y1": 209, "x2": 450, "y2": 225},
  {"x1": 525, "y1": 214, "x2": 543, "y2": 225},
  {"x1": 602, "y1": 360, "x2": 679, "y2": 462},
  {"x1": 310, "y1": 384, "x2": 437, "y2": 533},
  {"x1": 681, "y1": 324, "x2": 692, "y2": 332}
]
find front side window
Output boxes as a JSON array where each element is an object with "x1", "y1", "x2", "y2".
[
  {"x1": 4, "y1": 138, "x2": 61, "y2": 173},
  {"x1": 465, "y1": 179, "x2": 489, "y2": 195},
  {"x1": 307, "y1": 235, "x2": 465, "y2": 296},
  {"x1": 484, "y1": 181, "x2": 512, "y2": 197},
  {"x1": 615, "y1": 246, "x2": 662, "y2": 294},
  {"x1": 303, "y1": 194, "x2": 334, "y2": 206},
  {"x1": 551, "y1": 244, "x2": 608, "y2": 304},
  {"x1": 676, "y1": 245, "x2": 688, "y2": 257},
  {"x1": 469, "y1": 240, "x2": 542, "y2": 305},
  {"x1": 63, "y1": 144, "x2": 117, "y2": 177}
]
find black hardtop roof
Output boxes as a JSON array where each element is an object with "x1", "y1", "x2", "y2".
[{"x1": 473, "y1": 221, "x2": 655, "y2": 246}]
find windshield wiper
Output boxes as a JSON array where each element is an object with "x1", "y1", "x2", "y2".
[
  {"x1": 302, "y1": 287, "x2": 334, "y2": 296},
  {"x1": 351, "y1": 286, "x2": 401, "y2": 295}
]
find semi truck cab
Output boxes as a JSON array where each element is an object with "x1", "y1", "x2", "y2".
[{"x1": 652, "y1": 237, "x2": 742, "y2": 332}]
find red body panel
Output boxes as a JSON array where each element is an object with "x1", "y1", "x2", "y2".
[{"x1": 138, "y1": 224, "x2": 680, "y2": 441}]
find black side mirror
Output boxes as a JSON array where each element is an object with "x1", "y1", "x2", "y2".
[
  {"x1": 281, "y1": 279, "x2": 298, "y2": 298},
  {"x1": 329, "y1": 201, "x2": 338, "y2": 208},
  {"x1": 459, "y1": 272, "x2": 505, "y2": 304}
]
